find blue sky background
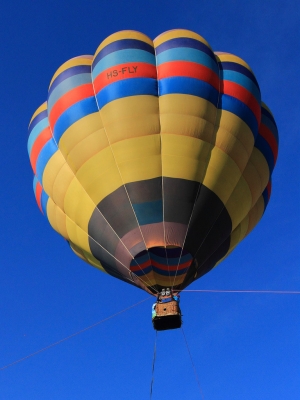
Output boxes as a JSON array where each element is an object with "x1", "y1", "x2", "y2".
[{"x1": 0, "y1": 1, "x2": 299, "y2": 399}]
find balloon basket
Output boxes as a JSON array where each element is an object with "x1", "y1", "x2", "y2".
[{"x1": 152, "y1": 300, "x2": 182, "y2": 331}]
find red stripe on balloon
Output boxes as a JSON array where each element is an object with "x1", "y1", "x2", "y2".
[
  {"x1": 30, "y1": 127, "x2": 52, "y2": 174},
  {"x1": 49, "y1": 84, "x2": 94, "y2": 128},
  {"x1": 157, "y1": 61, "x2": 219, "y2": 90},
  {"x1": 93, "y1": 62, "x2": 157, "y2": 93},
  {"x1": 35, "y1": 182, "x2": 43, "y2": 213},
  {"x1": 222, "y1": 80, "x2": 261, "y2": 123},
  {"x1": 130, "y1": 258, "x2": 192, "y2": 272},
  {"x1": 130, "y1": 259, "x2": 152, "y2": 271},
  {"x1": 259, "y1": 123, "x2": 278, "y2": 163},
  {"x1": 151, "y1": 259, "x2": 191, "y2": 271}
]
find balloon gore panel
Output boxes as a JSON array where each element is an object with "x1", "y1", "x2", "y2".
[{"x1": 28, "y1": 30, "x2": 279, "y2": 295}]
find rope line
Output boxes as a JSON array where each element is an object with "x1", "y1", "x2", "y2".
[
  {"x1": 2, "y1": 288, "x2": 297, "y2": 373},
  {"x1": 171, "y1": 54, "x2": 223, "y2": 291},
  {"x1": 180, "y1": 289, "x2": 300, "y2": 294},
  {"x1": 150, "y1": 330, "x2": 158, "y2": 400},
  {"x1": 181, "y1": 327, "x2": 205, "y2": 400},
  {"x1": 47, "y1": 117, "x2": 157, "y2": 293},
  {"x1": 0, "y1": 297, "x2": 151, "y2": 371},
  {"x1": 91, "y1": 71, "x2": 158, "y2": 293},
  {"x1": 153, "y1": 43, "x2": 172, "y2": 289}
]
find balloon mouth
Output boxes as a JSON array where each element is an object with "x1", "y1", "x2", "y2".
[{"x1": 129, "y1": 246, "x2": 193, "y2": 292}]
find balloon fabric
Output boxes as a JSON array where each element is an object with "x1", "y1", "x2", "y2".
[{"x1": 28, "y1": 29, "x2": 279, "y2": 295}]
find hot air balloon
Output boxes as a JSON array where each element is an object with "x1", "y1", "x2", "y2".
[{"x1": 28, "y1": 29, "x2": 278, "y2": 330}]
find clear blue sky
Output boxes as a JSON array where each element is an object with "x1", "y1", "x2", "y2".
[{"x1": 0, "y1": 1, "x2": 299, "y2": 399}]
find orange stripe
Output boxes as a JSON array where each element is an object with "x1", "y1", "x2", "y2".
[
  {"x1": 157, "y1": 61, "x2": 219, "y2": 90},
  {"x1": 49, "y1": 84, "x2": 94, "y2": 128},
  {"x1": 30, "y1": 127, "x2": 52, "y2": 174},
  {"x1": 222, "y1": 80, "x2": 261, "y2": 123},
  {"x1": 151, "y1": 259, "x2": 191, "y2": 270},
  {"x1": 131, "y1": 259, "x2": 152, "y2": 271},
  {"x1": 130, "y1": 258, "x2": 191, "y2": 272},
  {"x1": 93, "y1": 62, "x2": 157, "y2": 93},
  {"x1": 35, "y1": 182, "x2": 43, "y2": 213},
  {"x1": 259, "y1": 123, "x2": 278, "y2": 162}
]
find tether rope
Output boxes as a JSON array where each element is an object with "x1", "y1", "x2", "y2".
[
  {"x1": 2, "y1": 289, "x2": 298, "y2": 373},
  {"x1": 171, "y1": 54, "x2": 222, "y2": 290},
  {"x1": 181, "y1": 327, "x2": 205, "y2": 400},
  {"x1": 91, "y1": 70, "x2": 154, "y2": 286},
  {"x1": 180, "y1": 289, "x2": 300, "y2": 294},
  {"x1": 0, "y1": 297, "x2": 151, "y2": 371},
  {"x1": 150, "y1": 330, "x2": 158, "y2": 400}
]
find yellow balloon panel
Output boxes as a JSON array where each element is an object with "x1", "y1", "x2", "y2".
[
  {"x1": 159, "y1": 94, "x2": 217, "y2": 141},
  {"x1": 154, "y1": 29, "x2": 210, "y2": 49},
  {"x1": 46, "y1": 198, "x2": 69, "y2": 240},
  {"x1": 100, "y1": 96, "x2": 160, "y2": 144},
  {"x1": 161, "y1": 134, "x2": 213, "y2": 182},
  {"x1": 225, "y1": 177, "x2": 253, "y2": 230},
  {"x1": 202, "y1": 146, "x2": 243, "y2": 204}
]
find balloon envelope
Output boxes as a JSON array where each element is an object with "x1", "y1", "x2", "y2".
[{"x1": 28, "y1": 29, "x2": 278, "y2": 295}]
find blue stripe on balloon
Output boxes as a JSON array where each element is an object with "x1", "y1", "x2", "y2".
[
  {"x1": 41, "y1": 189, "x2": 49, "y2": 215},
  {"x1": 29, "y1": 110, "x2": 48, "y2": 134},
  {"x1": 28, "y1": 118, "x2": 49, "y2": 155},
  {"x1": 255, "y1": 134, "x2": 275, "y2": 173},
  {"x1": 53, "y1": 97, "x2": 98, "y2": 143},
  {"x1": 261, "y1": 109, "x2": 279, "y2": 143},
  {"x1": 262, "y1": 185, "x2": 270, "y2": 210},
  {"x1": 158, "y1": 76, "x2": 219, "y2": 105},
  {"x1": 149, "y1": 252, "x2": 192, "y2": 267},
  {"x1": 35, "y1": 139, "x2": 58, "y2": 182},
  {"x1": 219, "y1": 95, "x2": 258, "y2": 138},
  {"x1": 131, "y1": 251, "x2": 149, "y2": 266},
  {"x1": 150, "y1": 247, "x2": 186, "y2": 257},
  {"x1": 156, "y1": 37, "x2": 215, "y2": 59},
  {"x1": 149, "y1": 246, "x2": 191, "y2": 259},
  {"x1": 131, "y1": 265, "x2": 153, "y2": 276},
  {"x1": 49, "y1": 65, "x2": 91, "y2": 97},
  {"x1": 221, "y1": 70, "x2": 261, "y2": 103},
  {"x1": 92, "y1": 49, "x2": 156, "y2": 78},
  {"x1": 261, "y1": 113, "x2": 279, "y2": 144},
  {"x1": 133, "y1": 265, "x2": 188, "y2": 277},
  {"x1": 218, "y1": 61, "x2": 259, "y2": 87},
  {"x1": 261, "y1": 106, "x2": 276, "y2": 126},
  {"x1": 96, "y1": 78, "x2": 158, "y2": 108},
  {"x1": 131, "y1": 248, "x2": 192, "y2": 268},
  {"x1": 133, "y1": 200, "x2": 163, "y2": 225},
  {"x1": 47, "y1": 73, "x2": 92, "y2": 112},
  {"x1": 93, "y1": 39, "x2": 155, "y2": 67},
  {"x1": 156, "y1": 47, "x2": 218, "y2": 74}
]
